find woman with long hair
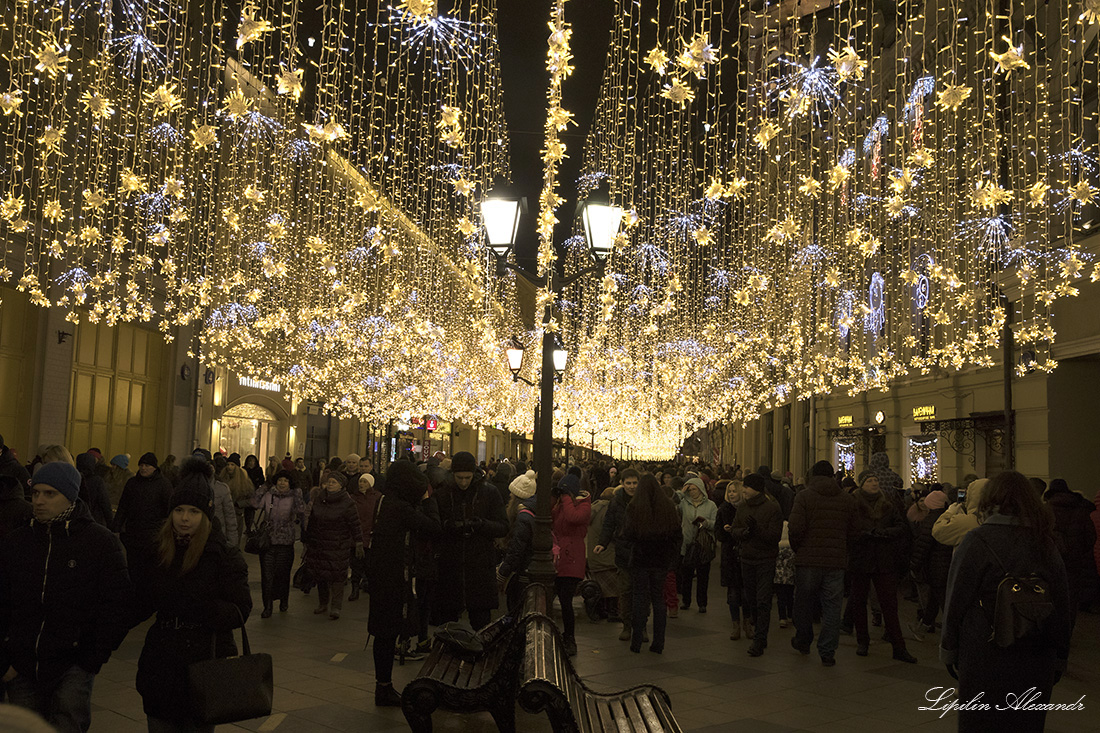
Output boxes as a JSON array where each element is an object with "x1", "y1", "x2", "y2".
[
  {"x1": 551, "y1": 471, "x2": 592, "y2": 657},
  {"x1": 941, "y1": 471, "x2": 1071, "y2": 732},
  {"x1": 622, "y1": 473, "x2": 681, "y2": 654},
  {"x1": 251, "y1": 470, "x2": 306, "y2": 617},
  {"x1": 133, "y1": 459, "x2": 251, "y2": 733},
  {"x1": 243, "y1": 454, "x2": 266, "y2": 491}
]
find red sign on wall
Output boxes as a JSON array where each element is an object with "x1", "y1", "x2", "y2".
[{"x1": 425, "y1": 418, "x2": 439, "y2": 431}]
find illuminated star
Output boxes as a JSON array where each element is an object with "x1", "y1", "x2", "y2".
[
  {"x1": 901, "y1": 269, "x2": 920, "y2": 285},
  {"x1": 43, "y1": 200, "x2": 63, "y2": 220},
  {"x1": 148, "y1": 228, "x2": 170, "y2": 246},
  {"x1": 83, "y1": 189, "x2": 107, "y2": 209},
  {"x1": 80, "y1": 226, "x2": 101, "y2": 243},
  {"x1": 935, "y1": 83, "x2": 971, "y2": 111},
  {"x1": 990, "y1": 37, "x2": 1030, "y2": 74},
  {"x1": 276, "y1": 67, "x2": 305, "y2": 100},
  {"x1": 907, "y1": 148, "x2": 935, "y2": 168},
  {"x1": 661, "y1": 78, "x2": 694, "y2": 108},
  {"x1": 223, "y1": 90, "x2": 251, "y2": 121},
  {"x1": 452, "y1": 177, "x2": 474, "y2": 197},
  {"x1": 824, "y1": 269, "x2": 841, "y2": 288},
  {"x1": 725, "y1": 178, "x2": 749, "y2": 199},
  {"x1": 34, "y1": 40, "x2": 69, "y2": 78},
  {"x1": 798, "y1": 176, "x2": 822, "y2": 199},
  {"x1": 1070, "y1": 180, "x2": 1096, "y2": 205},
  {"x1": 827, "y1": 164, "x2": 849, "y2": 191},
  {"x1": 1062, "y1": 254, "x2": 1084, "y2": 279},
  {"x1": 440, "y1": 128, "x2": 464, "y2": 148},
  {"x1": 0, "y1": 89, "x2": 24, "y2": 116},
  {"x1": 191, "y1": 123, "x2": 218, "y2": 149},
  {"x1": 692, "y1": 226, "x2": 713, "y2": 246},
  {"x1": 1082, "y1": 0, "x2": 1100, "y2": 24},
  {"x1": 120, "y1": 168, "x2": 147, "y2": 195},
  {"x1": 754, "y1": 122, "x2": 779, "y2": 148},
  {"x1": 1026, "y1": 180, "x2": 1050, "y2": 207},
  {"x1": 163, "y1": 178, "x2": 185, "y2": 199},
  {"x1": 457, "y1": 217, "x2": 476, "y2": 236},
  {"x1": 237, "y1": 7, "x2": 274, "y2": 49},
  {"x1": 81, "y1": 90, "x2": 113, "y2": 119},
  {"x1": 889, "y1": 168, "x2": 915, "y2": 194},
  {"x1": 827, "y1": 45, "x2": 867, "y2": 82},
  {"x1": 243, "y1": 184, "x2": 265, "y2": 204},
  {"x1": 439, "y1": 105, "x2": 462, "y2": 129},
  {"x1": 735, "y1": 289, "x2": 751, "y2": 306},
  {"x1": 705, "y1": 177, "x2": 726, "y2": 201},
  {"x1": 400, "y1": 0, "x2": 437, "y2": 21},
  {"x1": 145, "y1": 83, "x2": 183, "y2": 117},
  {"x1": 885, "y1": 195, "x2": 907, "y2": 218},
  {"x1": 645, "y1": 46, "x2": 669, "y2": 75},
  {"x1": 547, "y1": 106, "x2": 574, "y2": 131},
  {"x1": 37, "y1": 125, "x2": 65, "y2": 155},
  {"x1": 307, "y1": 235, "x2": 327, "y2": 253},
  {"x1": 0, "y1": 194, "x2": 24, "y2": 221}
]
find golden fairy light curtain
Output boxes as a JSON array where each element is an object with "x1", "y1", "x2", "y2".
[{"x1": 559, "y1": 0, "x2": 1100, "y2": 458}]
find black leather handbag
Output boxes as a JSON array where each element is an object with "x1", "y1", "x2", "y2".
[{"x1": 187, "y1": 609, "x2": 273, "y2": 725}]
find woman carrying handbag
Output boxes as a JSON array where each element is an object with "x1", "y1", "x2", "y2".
[
  {"x1": 251, "y1": 470, "x2": 306, "y2": 617},
  {"x1": 131, "y1": 458, "x2": 252, "y2": 733}
]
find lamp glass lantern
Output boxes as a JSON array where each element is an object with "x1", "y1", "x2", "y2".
[
  {"x1": 581, "y1": 181, "x2": 623, "y2": 261},
  {"x1": 480, "y1": 181, "x2": 525, "y2": 258},
  {"x1": 552, "y1": 341, "x2": 568, "y2": 379},
  {"x1": 505, "y1": 338, "x2": 525, "y2": 379}
]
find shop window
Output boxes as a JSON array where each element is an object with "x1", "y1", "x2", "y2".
[
  {"x1": 220, "y1": 402, "x2": 281, "y2": 461},
  {"x1": 836, "y1": 440, "x2": 856, "y2": 473},
  {"x1": 909, "y1": 435, "x2": 938, "y2": 484}
]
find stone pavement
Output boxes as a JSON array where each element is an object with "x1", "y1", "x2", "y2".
[{"x1": 89, "y1": 554, "x2": 1099, "y2": 732}]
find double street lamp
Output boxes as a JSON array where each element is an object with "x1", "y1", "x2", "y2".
[{"x1": 481, "y1": 181, "x2": 622, "y2": 589}]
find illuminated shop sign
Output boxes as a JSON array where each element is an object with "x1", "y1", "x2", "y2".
[
  {"x1": 239, "y1": 376, "x2": 281, "y2": 393},
  {"x1": 837, "y1": 415, "x2": 854, "y2": 427},
  {"x1": 913, "y1": 405, "x2": 937, "y2": 421}
]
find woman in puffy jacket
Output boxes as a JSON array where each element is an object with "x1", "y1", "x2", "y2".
[
  {"x1": 849, "y1": 474, "x2": 916, "y2": 663},
  {"x1": 251, "y1": 470, "x2": 306, "y2": 618},
  {"x1": 551, "y1": 472, "x2": 591, "y2": 657},
  {"x1": 305, "y1": 472, "x2": 363, "y2": 620},
  {"x1": 133, "y1": 464, "x2": 251, "y2": 733},
  {"x1": 677, "y1": 477, "x2": 717, "y2": 612}
]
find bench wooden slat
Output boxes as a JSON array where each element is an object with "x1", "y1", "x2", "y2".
[{"x1": 621, "y1": 695, "x2": 647, "y2": 732}]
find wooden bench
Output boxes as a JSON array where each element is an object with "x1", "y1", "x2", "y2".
[
  {"x1": 518, "y1": 612, "x2": 682, "y2": 732},
  {"x1": 401, "y1": 587, "x2": 548, "y2": 733}
]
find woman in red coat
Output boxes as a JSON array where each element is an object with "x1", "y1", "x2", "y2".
[{"x1": 552, "y1": 471, "x2": 591, "y2": 657}]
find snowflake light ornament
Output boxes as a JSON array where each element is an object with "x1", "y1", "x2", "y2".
[
  {"x1": 692, "y1": 226, "x2": 713, "y2": 246},
  {"x1": 83, "y1": 189, "x2": 107, "y2": 209},
  {"x1": 34, "y1": 39, "x2": 69, "y2": 78},
  {"x1": 400, "y1": 0, "x2": 437, "y2": 21},
  {"x1": 38, "y1": 125, "x2": 64, "y2": 156},
  {"x1": 990, "y1": 37, "x2": 1030, "y2": 74},
  {"x1": 754, "y1": 121, "x2": 779, "y2": 148},
  {"x1": 661, "y1": 78, "x2": 694, "y2": 108},
  {"x1": 827, "y1": 45, "x2": 867, "y2": 82},
  {"x1": 1, "y1": 89, "x2": 24, "y2": 116},
  {"x1": 935, "y1": 83, "x2": 971, "y2": 111},
  {"x1": 1026, "y1": 181, "x2": 1050, "y2": 207},
  {"x1": 1082, "y1": 0, "x2": 1100, "y2": 24},
  {"x1": 145, "y1": 84, "x2": 183, "y2": 117},
  {"x1": 119, "y1": 169, "x2": 147, "y2": 195},
  {"x1": 237, "y1": 6, "x2": 273, "y2": 49},
  {"x1": 828, "y1": 164, "x2": 850, "y2": 191},
  {"x1": 725, "y1": 177, "x2": 750, "y2": 199},
  {"x1": 798, "y1": 176, "x2": 821, "y2": 199},
  {"x1": 277, "y1": 67, "x2": 304, "y2": 100},
  {"x1": 645, "y1": 46, "x2": 669, "y2": 75},
  {"x1": 191, "y1": 123, "x2": 218, "y2": 149}
]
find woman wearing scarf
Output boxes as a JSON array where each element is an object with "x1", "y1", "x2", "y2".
[
  {"x1": 677, "y1": 477, "x2": 717, "y2": 613},
  {"x1": 252, "y1": 470, "x2": 306, "y2": 617},
  {"x1": 304, "y1": 473, "x2": 363, "y2": 619}
]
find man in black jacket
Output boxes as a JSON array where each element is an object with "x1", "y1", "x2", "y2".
[
  {"x1": 0, "y1": 434, "x2": 31, "y2": 502},
  {"x1": 0, "y1": 462, "x2": 132, "y2": 732},
  {"x1": 728, "y1": 473, "x2": 783, "y2": 657},
  {"x1": 594, "y1": 467, "x2": 640, "y2": 641},
  {"x1": 433, "y1": 451, "x2": 508, "y2": 630}
]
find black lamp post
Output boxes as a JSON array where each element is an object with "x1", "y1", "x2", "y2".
[{"x1": 483, "y1": 180, "x2": 621, "y2": 590}]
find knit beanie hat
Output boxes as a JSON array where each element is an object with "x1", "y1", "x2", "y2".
[
  {"x1": 227, "y1": 453, "x2": 242, "y2": 466},
  {"x1": 34, "y1": 461, "x2": 82, "y2": 503},
  {"x1": 359, "y1": 473, "x2": 375, "y2": 490},
  {"x1": 345, "y1": 453, "x2": 361, "y2": 465},
  {"x1": 509, "y1": 470, "x2": 537, "y2": 499},
  {"x1": 811, "y1": 459, "x2": 835, "y2": 477},
  {"x1": 110, "y1": 454, "x2": 130, "y2": 470},
  {"x1": 327, "y1": 471, "x2": 347, "y2": 488},
  {"x1": 743, "y1": 473, "x2": 766, "y2": 492},
  {"x1": 923, "y1": 490, "x2": 948, "y2": 510},
  {"x1": 557, "y1": 473, "x2": 581, "y2": 497},
  {"x1": 451, "y1": 451, "x2": 477, "y2": 474},
  {"x1": 386, "y1": 459, "x2": 430, "y2": 504},
  {"x1": 171, "y1": 479, "x2": 215, "y2": 519},
  {"x1": 138, "y1": 452, "x2": 158, "y2": 469}
]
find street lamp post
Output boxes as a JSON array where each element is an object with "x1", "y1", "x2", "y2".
[
  {"x1": 564, "y1": 420, "x2": 575, "y2": 466},
  {"x1": 484, "y1": 180, "x2": 622, "y2": 591},
  {"x1": 589, "y1": 429, "x2": 596, "y2": 458}
]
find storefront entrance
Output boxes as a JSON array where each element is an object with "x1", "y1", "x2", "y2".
[{"x1": 220, "y1": 402, "x2": 283, "y2": 460}]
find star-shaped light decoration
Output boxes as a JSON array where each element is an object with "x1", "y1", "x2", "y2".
[
  {"x1": 440, "y1": 128, "x2": 464, "y2": 148},
  {"x1": 661, "y1": 78, "x2": 694, "y2": 108},
  {"x1": 356, "y1": 189, "x2": 379, "y2": 212},
  {"x1": 828, "y1": 45, "x2": 867, "y2": 82},
  {"x1": 243, "y1": 184, "x2": 265, "y2": 204},
  {"x1": 970, "y1": 180, "x2": 1013, "y2": 209},
  {"x1": 223, "y1": 90, "x2": 251, "y2": 121},
  {"x1": 824, "y1": 268, "x2": 841, "y2": 288},
  {"x1": 457, "y1": 217, "x2": 476, "y2": 237},
  {"x1": 888, "y1": 168, "x2": 915, "y2": 194},
  {"x1": 1026, "y1": 180, "x2": 1049, "y2": 207},
  {"x1": 935, "y1": 83, "x2": 971, "y2": 111},
  {"x1": 276, "y1": 67, "x2": 305, "y2": 100},
  {"x1": 306, "y1": 235, "x2": 326, "y2": 253},
  {"x1": 548, "y1": 106, "x2": 574, "y2": 131},
  {"x1": 754, "y1": 121, "x2": 779, "y2": 148},
  {"x1": 83, "y1": 189, "x2": 107, "y2": 209},
  {"x1": 237, "y1": 6, "x2": 273, "y2": 49},
  {"x1": 43, "y1": 200, "x2": 63, "y2": 221},
  {"x1": 148, "y1": 228, "x2": 170, "y2": 246},
  {"x1": 80, "y1": 225, "x2": 102, "y2": 244},
  {"x1": 81, "y1": 90, "x2": 114, "y2": 119},
  {"x1": 0, "y1": 89, "x2": 24, "y2": 116},
  {"x1": 705, "y1": 177, "x2": 726, "y2": 201},
  {"x1": 266, "y1": 218, "x2": 287, "y2": 240},
  {"x1": 990, "y1": 36, "x2": 1030, "y2": 74},
  {"x1": 885, "y1": 195, "x2": 907, "y2": 218},
  {"x1": 452, "y1": 176, "x2": 474, "y2": 197},
  {"x1": 1062, "y1": 253, "x2": 1084, "y2": 279},
  {"x1": 907, "y1": 148, "x2": 935, "y2": 168},
  {"x1": 439, "y1": 105, "x2": 461, "y2": 129},
  {"x1": 677, "y1": 32, "x2": 718, "y2": 79},
  {"x1": 120, "y1": 168, "x2": 147, "y2": 195},
  {"x1": 111, "y1": 232, "x2": 127, "y2": 253},
  {"x1": 37, "y1": 125, "x2": 65, "y2": 156},
  {"x1": 1070, "y1": 180, "x2": 1096, "y2": 205},
  {"x1": 163, "y1": 178, "x2": 185, "y2": 199},
  {"x1": 1, "y1": 194, "x2": 24, "y2": 221},
  {"x1": 1083, "y1": 0, "x2": 1100, "y2": 24},
  {"x1": 725, "y1": 177, "x2": 750, "y2": 199},
  {"x1": 169, "y1": 208, "x2": 189, "y2": 224},
  {"x1": 190, "y1": 123, "x2": 218, "y2": 150},
  {"x1": 145, "y1": 83, "x2": 183, "y2": 117},
  {"x1": 901, "y1": 269, "x2": 920, "y2": 285},
  {"x1": 401, "y1": 0, "x2": 437, "y2": 21},
  {"x1": 747, "y1": 273, "x2": 767, "y2": 290},
  {"x1": 623, "y1": 209, "x2": 640, "y2": 228},
  {"x1": 798, "y1": 176, "x2": 822, "y2": 199},
  {"x1": 645, "y1": 46, "x2": 669, "y2": 75},
  {"x1": 827, "y1": 164, "x2": 849, "y2": 191},
  {"x1": 692, "y1": 226, "x2": 713, "y2": 246},
  {"x1": 34, "y1": 40, "x2": 69, "y2": 78},
  {"x1": 735, "y1": 289, "x2": 751, "y2": 306},
  {"x1": 261, "y1": 256, "x2": 286, "y2": 279}
]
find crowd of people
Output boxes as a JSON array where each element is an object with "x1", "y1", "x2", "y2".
[{"x1": 0, "y1": 430, "x2": 1095, "y2": 732}]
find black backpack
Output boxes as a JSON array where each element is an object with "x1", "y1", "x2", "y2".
[{"x1": 973, "y1": 534, "x2": 1053, "y2": 648}]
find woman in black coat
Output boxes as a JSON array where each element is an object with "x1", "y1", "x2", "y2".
[
  {"x1": 848, "y1": 473, "x2": 917, "y2": 663},
  {"x1": 941, "y1": 471, "x2": 1071, "y2": 733},
  {"x1": 909, "y1": 490, "x2": 953, "y2": 632},
  {"x1": 715, "y1": 482, "x2": 751, "y2": 640},
  {"x1": 1042, "y1": 479, "x2": 1096, "y2": 634},
  {"x1": 368, "y1": 461, "x2": 440, "y2": 707},
  {"x1": 133, "y1": 470, "x2": 251, "y2": 732},
  {"x1": 305, "y1": 472, "x2": 364, "y2": 620}
]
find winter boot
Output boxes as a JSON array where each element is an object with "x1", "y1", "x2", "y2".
[{"x1": 375, "y1": 683, "x2": 402, "y2": 707}]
